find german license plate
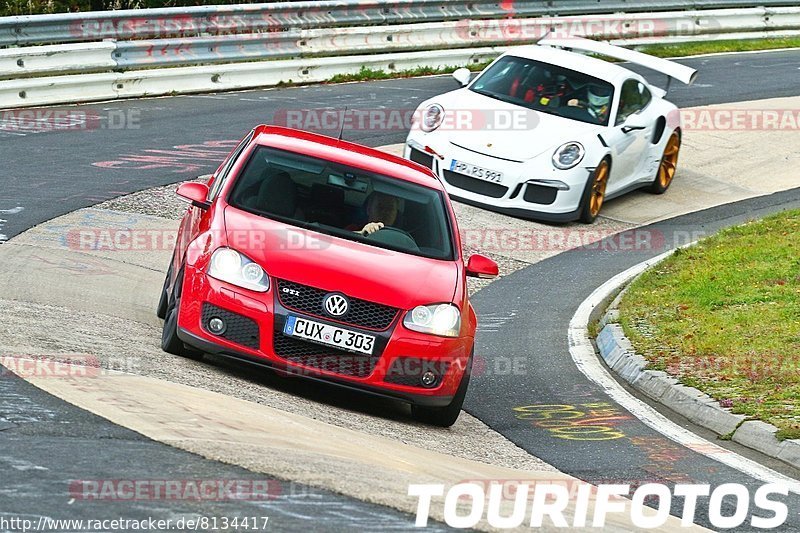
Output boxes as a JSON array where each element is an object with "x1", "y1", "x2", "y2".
[
  {"x1": 450, "y1": 159, "x2": 504, "y2": 183},
  {"x1": 283, "y1": 316, "x2": 375, "y2": 355}
]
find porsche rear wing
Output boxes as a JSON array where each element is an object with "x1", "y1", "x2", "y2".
[{"x1": 538, "y1": 36, "x2": 698, "y2": 86}]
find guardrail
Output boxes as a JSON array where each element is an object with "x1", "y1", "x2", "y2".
[
  {"x1": 0, "y1": 47, "x2": 502, "y2": 109},
  {"x1": 3, "y1": 0, "x2": 799, "y2": 47},
  {"x1": 0, "y1": 2, "x2": 799, "y2": 108},
  {"x1": 113, "y1": 8, "x2": 800, "y2": 70}
]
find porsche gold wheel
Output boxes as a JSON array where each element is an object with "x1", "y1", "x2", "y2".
[
  {"x1": 580, "y1": 159, "x2": 610, "y2": 224},
  {"x1": 650, "y1": 131, "x2": 681, "y2": 194}
]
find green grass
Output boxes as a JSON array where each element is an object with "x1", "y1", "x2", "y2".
[
  {"x1": 588, "y1": 320, "x2": 601, "y2": 339},
  {"x1": 324, "y1": 38, "x2": 800, "y2": 85},
  {"x1": 618, "y1": 210, "x2": 800, "y2": 440},
  {"x1": 637, "y1": 37, "x2": 800, "y2": 58},
  {"x1": 327, "y1": 62, "x2": 491, "y2": 84}
]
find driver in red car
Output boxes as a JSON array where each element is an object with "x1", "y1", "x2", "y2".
[{"x1": 352, "y1": 192, "x2": 401, "y2": 236}]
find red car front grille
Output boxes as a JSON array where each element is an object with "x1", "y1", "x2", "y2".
[{"x1": 276, "y1": 279, "x2": 399, "y2": 331}]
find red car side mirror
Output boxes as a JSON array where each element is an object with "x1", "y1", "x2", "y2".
[
  {"x1": 466, "y1": 254, "x2": 499, "y2": 279},
  {"x1": 176, "y1": 182, "x2": 211, "y2": 209}
]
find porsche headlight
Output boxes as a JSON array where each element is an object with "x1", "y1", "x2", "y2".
[
  {"x1": 404, "y1": 303, "x2": 461, "y2": 337},
  {"x1": 208, "y1": 247, "x2": 269, "y2": 292},
  {"x1": 421, "y1": 104, "x2": 444, "y2": 133},
  {"x1": 552, "y1": 142, "x2": 585, "y2": 170}
]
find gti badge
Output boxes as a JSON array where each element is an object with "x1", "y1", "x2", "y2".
[{"x1": 323, "y1": 293, "x2": 349, "y2": 317}]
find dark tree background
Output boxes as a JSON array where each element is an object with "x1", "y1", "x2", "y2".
[{"x1": 2, "y1": 0, "x2": 258, "y2": 17}]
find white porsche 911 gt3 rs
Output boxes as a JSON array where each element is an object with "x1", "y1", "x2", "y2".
[{"x1": 404, "y1": 37, "x2": 697, "y2": 223}]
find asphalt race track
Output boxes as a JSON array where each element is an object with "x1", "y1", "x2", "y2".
[
  {"x1": 2, "y1": 49, "x2": 800, "y2": 530},
  {"x1": 468, "y1": 188, "x2": 800, "y2": 530},
  {"x1": 0, "y1": 373, "x2": 445, "y2": 531},
  {"x1": 2, "y1": 49, "x2": 800, "y2": 239}
]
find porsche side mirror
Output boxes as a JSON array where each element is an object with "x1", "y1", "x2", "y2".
[
  {"x1": 621, "y1": 115, "x2": 648, "y2": 134},
  {"x1": 452, "y1": 67, "x2": 471, "y2": 87},
  {"x1": 466, "y1": 254, "x2": 499, "y2": 279},
  {"x1": 176, "y1": 182, "x2": 211, "y2": 209}
]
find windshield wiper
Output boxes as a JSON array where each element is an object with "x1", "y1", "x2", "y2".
[{"x1": 470, "y1": 88, "x2": 510, "y2": 105}]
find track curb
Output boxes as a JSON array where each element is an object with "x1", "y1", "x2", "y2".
[{"x1": 593, "y1": 250, "x2": 800, "y2": 474}]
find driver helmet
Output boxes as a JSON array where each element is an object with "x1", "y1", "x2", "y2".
[{"x1": 587, "y1": 84, "x2": 612, "y2": 117}]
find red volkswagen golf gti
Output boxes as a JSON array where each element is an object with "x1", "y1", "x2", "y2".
[{"x1": 157, "y1": 125, "x2": 498, "y2": 426}]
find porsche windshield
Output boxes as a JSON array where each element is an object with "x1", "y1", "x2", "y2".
[
  {"x1": 228, "y1": 145, "x2": 455, "y2": 260},
  {"x1": 470, "y1": 55, "x2": 616, "y2": 126}
]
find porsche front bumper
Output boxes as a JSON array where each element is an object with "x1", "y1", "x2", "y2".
[{"x1": 405, "y1": 137, "x2": 594, "y2": 222}]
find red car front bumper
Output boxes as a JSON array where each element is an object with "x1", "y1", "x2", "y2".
[{"x1": 176, "y1": 265, "x2": 473, "y2": 407}]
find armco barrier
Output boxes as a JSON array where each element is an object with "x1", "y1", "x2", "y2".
[
  {"x1": 2, "y1": 0, "x2": 798, "y2": 47},
  {"x1": 5, "y1": 8, "x2": 800, "y2": 77},
  {"x1": 0, "y1": 47, "x2": 501, "y2": 109},
  {"x1": 1, "y1": 3, "x2": 799, "y2": 108},
  {"x1": 0, "y1": 41, "x2": 115, "y2": 79},
  {"x1": 106, "y1": 8, "x2": 800, "y2": 71}
]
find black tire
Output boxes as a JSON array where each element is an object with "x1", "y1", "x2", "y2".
[
  {"x1": 155, "y1": 255, "x2": 174, "y2": 319},
  {"x1": 579, "y1": 158, "x2": 611, "y2": 224},
  {"x1": 161, "y1": 268, "x2": 201, "y2": 359},
  {"x1": 411, "y1": 355, "x2": 473, "y2": 428}
]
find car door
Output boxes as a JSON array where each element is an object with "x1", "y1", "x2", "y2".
[{"x1": 604, "y1": 79, "x2": 655, "y2": 193}]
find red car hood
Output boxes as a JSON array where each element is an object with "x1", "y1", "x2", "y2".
[{"x1": 224, "y1": 206, "x2": 459, "y2": 310}]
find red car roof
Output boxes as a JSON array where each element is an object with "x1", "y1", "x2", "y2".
[{"x1": 251, "y1": 125, "x2": 441, "y2": 189}]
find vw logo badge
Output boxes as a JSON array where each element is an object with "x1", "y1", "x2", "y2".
[{"x1": 323, "y1": 293, "x2": 349, "y2": 317}]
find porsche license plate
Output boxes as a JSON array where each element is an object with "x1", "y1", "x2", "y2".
[
  {"x1": 450, "y1": 159, "x2": 504, "y2": 184},
  {"x1": 283, "y1": 316, "x2": 375, "y2": 355}
]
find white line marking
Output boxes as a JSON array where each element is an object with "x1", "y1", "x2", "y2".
[
  {"x1": 371, "y1": 85, "x2": 433, "y2": 92},
  {"x1": 186, "y1": 95, "x2": 228, "y2": 100},
  {"x1": 568, "y1": 248, "x2": 800, "y2": 494}
]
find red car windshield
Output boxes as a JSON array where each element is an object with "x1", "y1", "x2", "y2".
[{"x1": 228, "y1": 145, "x2": 455, "y2": 261}]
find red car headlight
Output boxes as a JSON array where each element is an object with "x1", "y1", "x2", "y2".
[
  {"x1": 403, "y1": 303, "x2": 461, "y2": 337},
  {"x1": 207, "y1": 247, "x2": 270, "y2": 293}
]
